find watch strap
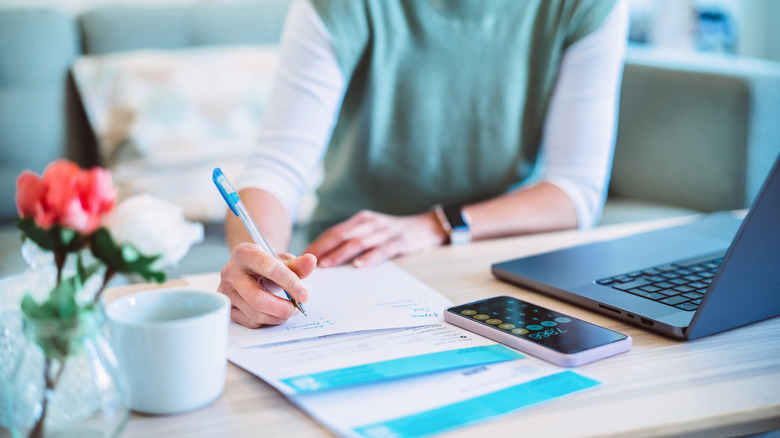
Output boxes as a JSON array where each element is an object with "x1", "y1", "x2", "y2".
[{"x1": 433, "y1": 204, "x2": 471, "y2": 245}]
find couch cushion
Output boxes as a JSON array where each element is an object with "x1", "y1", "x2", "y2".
[
  {"x1": 600, "y1": 198, "x2": 700, "y2": 226},
  {"x1": 611, "y1": 47, "x2": 780, "y2": 213},
  {"x1": 72, "y1": 46, "x2": 280, "y2": 222},
  {"x1": 612, "y1": 52, "x2": 749, "y2": 213}
]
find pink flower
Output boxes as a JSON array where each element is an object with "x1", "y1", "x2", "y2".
[{"x1": 16, "y1": 159, "x2": 117, "y2": 234}]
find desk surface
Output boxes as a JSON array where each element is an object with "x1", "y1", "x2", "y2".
[{"x1": 110, "y1": 216, "x2": 780, "y2": 438}]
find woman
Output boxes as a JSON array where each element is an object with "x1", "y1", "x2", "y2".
[{"x1": 219, "y1": 0, "x2": 628, "y2": 328}]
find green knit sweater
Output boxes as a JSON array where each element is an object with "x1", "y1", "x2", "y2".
[{"x1": 308, "y1": 0, "x2": 617, "y2": 238}]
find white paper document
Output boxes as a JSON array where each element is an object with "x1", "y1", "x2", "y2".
[
  {"x1": 183, "y1": 266, "x2": 601, "y2": 437},
  {"x1": 290, "y1": 359, "x2": 600, "y2": 438},
  {"x1": 228, "y1": 324, "x2": 524, "y2": 394},
  {"x1": 229, "y1": 262, "x2": 453, "y2": 347}
]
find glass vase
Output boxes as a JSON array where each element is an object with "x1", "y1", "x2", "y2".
[
  {"x1": 9, "y1": 308, "x2": 129, "y2": 438},
  {"x1": 1, "y1": 241, "x2": 56, "y2": 429}
]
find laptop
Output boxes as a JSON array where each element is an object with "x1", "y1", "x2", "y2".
[{"x1": 492, "y1": 153, "x2": 780, "y2": 340}]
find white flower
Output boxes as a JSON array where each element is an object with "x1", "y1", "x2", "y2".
[{"x1": 102, "y1": 194, "x2": 204, "y2": 269}]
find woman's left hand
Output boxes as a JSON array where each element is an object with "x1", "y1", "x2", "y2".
[{"x1": 304, "y1": 210, "x2": 447, "y2": 268}]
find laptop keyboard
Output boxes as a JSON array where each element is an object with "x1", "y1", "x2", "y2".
[{"x1": 595, "y1": 256, "x2": 723, "y2": 311}]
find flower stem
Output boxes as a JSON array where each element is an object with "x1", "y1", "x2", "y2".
[
  {"x1": 29, "y1": 356, "x2": 66, "y2": 438},
  {"x1": 93, "y1": 268, "x2": 116, "y2": 304},
  {"x1": 54, "y1": 251, "x2": 66, "y2": 285}
]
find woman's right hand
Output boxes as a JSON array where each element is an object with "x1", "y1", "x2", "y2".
[{"x1": 217, "y1": 242, "x2": 317, "y2": 328}]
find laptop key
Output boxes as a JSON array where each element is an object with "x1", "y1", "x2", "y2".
[
  {"x1": 642, "y1": 268, "x2": 665, "y2": 275},
  {"x1": 661, "y1": 295, "x2": 691, "y2": 306},
  {"x1": 611, "y1": 278, "x2": 653, "y2": 291},
  {"x1": 682, "y1": 292, "x2": 704, "y2": 300},
  {"x1": 673, "y1": 267, "x2": 694, "y2": 275},
  {"x1": 627, "y1": 288, "x2": 667, "y2": 301},
  {"x1": 676, "y1": 302, "x2": 699, "y2": 311}
]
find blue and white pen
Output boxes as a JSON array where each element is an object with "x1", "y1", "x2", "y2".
[{"x1": 212, "y1": 168, "x2": 306, "y2": 315}]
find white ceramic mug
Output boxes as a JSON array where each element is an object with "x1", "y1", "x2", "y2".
[{"x1": 106, "y1": 289, "x2": 230, "y2": 415}]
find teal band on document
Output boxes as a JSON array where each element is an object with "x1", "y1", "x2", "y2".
[
  {"x1": 353, "y1": 370, "x2": 600, "y2": 438},
  {"x1": 281, "y1": 345, "x2": 523, "y2": 393}
]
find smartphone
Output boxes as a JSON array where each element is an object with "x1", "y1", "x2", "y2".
[{"x1": 445, "y1": 296, "x2": 631, "y2": 367}]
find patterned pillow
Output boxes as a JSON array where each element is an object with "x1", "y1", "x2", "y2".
[{"x1": 72, "y1": 46, "x2": 279, "y2": 222}]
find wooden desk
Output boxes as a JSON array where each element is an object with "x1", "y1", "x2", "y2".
[{"x1": 104, "y1": 217, "x2": 780, "y2": 437}]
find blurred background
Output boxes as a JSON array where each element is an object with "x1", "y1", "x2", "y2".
[
  {"x1": 1, "y1": 0, "x2": 779, "y2": 280},
  {"x1": 1, "y1": 0, "x2": 778, "y2": 61},
  {"x1": 628, "y1": 0, "x2": 780, "y2": 61}
]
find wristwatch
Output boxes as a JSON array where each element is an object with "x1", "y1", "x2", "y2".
[{"x1": 433, "y1": 204, "x2": 472, "y2": 245}]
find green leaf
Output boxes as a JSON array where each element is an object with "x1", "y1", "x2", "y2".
[
  {"x1": 21, "y1": 294, "x2": 50, "y2": 319},
  {"x1": 16, "y1": 217, "x2": 56, "y2": 251},
  {"x1": 50, "y1": 274, "x2": 79, "y2": 319},
  {"x1": 60, "y1": 227, "x2": 78, "y2": 247},
  {"x1": 90, "y1": 228, "x2": 166, "y2": 283},
  {"x1": 121, "y1": 245, "x2": 141, "y2": 263},
  {"x1": 15, "y1": 217, "x2": 86, "y2": 254},
  {"x1": 90, "y1": 228, "x2": 124, "y2": 268}
]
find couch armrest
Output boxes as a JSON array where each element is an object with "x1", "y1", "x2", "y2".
[{"x1": 610, "y1": 46, "x2": 780, "y2": 212}]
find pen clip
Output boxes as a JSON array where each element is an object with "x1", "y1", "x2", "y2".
[{"x1": 213, "y1": 168, "x2": 240, "y2": 216}]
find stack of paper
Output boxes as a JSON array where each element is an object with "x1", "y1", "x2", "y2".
[{"x1": 194, "y1": 263, "x2": 600, "y2": 437}]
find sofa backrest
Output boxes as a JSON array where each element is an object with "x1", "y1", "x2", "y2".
[
  {"x1": 79, "y1": 1, "x2": 291, "y2": 55},
  {"x1": 0, "y1": 9, "x2": 86, "y2": 223},
  {"x1": 611, "y1": 47, "x2": 780, "y2": 213}
]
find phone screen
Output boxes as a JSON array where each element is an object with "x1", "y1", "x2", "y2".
[{"x1": 447, "y1": 296, "x2": 627, "y2": 354}]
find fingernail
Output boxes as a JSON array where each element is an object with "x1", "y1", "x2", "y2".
[
  {"x1": 319, "y1": 259, "x2": 331, "y2": 268},
  {"x1": 353, "y1": 259, "x2": 365, "y2": 268},
  {"x1": 299, "y1": 288, "x2": 309, "y2": 302}
]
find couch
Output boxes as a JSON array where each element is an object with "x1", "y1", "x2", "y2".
[{"x1": 1, "y1": 2, "x2": 779, "y2": 279}]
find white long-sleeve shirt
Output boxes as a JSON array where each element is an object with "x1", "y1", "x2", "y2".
[{"x1": 237, "y1": 0, "x2": 628, "y2": 229}]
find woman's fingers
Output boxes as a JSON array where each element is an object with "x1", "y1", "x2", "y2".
[
  {"x1": 286, "y1": 253, "x2": 318, "y2": 279},
  {"x1": 232, "y1": 242, "x2": 310, "y2": 303},
  {"x1": 218, "y1": 243, "x2": 318, "y2": 328},
  {"x1": 305, "y1": 210, "x2": 445, "y2": 268}
]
